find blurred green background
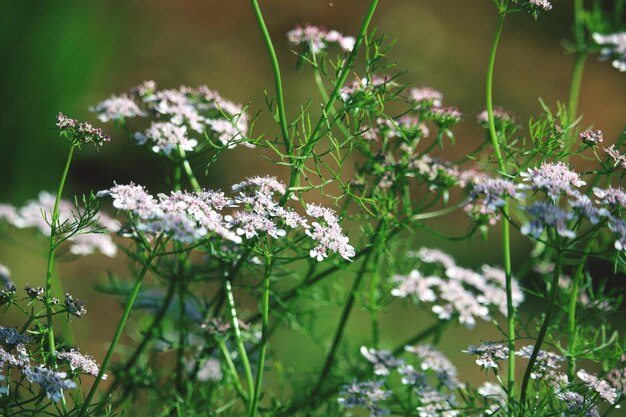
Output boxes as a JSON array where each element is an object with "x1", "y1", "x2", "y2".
[{"x1": 1, "y1": 0, "x2": 625, "y2": 403}]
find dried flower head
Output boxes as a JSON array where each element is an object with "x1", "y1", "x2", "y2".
[{"x1": 65, "y1": 293, "x2": 86, "y2": 318}]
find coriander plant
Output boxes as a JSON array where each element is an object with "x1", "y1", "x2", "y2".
[{"x1": 1, "y1": 0, "x2": 626, "y2": 416}]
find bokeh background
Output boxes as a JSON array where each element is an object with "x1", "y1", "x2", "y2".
[{"x1": 1, "y1": 0, "x2": 625, "y2": 406}]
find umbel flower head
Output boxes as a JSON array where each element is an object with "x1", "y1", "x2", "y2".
[
  {"x1": 56, "y1": 113, "x2": 110, "y2": 146},
  {"x1": 287, "y1": 24, "x2": 355, "y2": 55}
]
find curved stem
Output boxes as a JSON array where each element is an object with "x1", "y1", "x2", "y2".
[
  {"x1": 45, "y1": 145, "x2": 76, "y2": 359},
  {"x1": 78, "y1": 254, "x2": 155, "y2": 417},
  {"x1": 250, "y1": 254, "x2": 272, "y2": 417},
  {"x1": 519, "y1": 249, "x2": 563, "y2": 414},
  {"x1": 486, "y1": 11, "x2": 515, "y2": 405},
  {"x1": 249, "y1": 0, "x2": 290, "y2": 156}
]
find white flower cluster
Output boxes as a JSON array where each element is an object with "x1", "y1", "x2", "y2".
[
  {"x1": 0, "y1": 192, "x2": 119, "y2": 257},
  {"x1": 0, "y1": 326, "x2": 101, "y2": 403},
  {"x1": 91, "y1": 82, "x2": 251, "y2": 153},
  {"x1": 99, "y1": 177, "x2": 354, "y2": 262},
  {"x1": 392, "y1": 248, "x2": 524, "y2": 328},
  {"x1": 287, "y1": 25, "x2": 355, "y2": 55}
]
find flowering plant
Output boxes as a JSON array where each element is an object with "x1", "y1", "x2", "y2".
[{"x1": 0, "y1": 0, "x2": 625, "y2": 416}]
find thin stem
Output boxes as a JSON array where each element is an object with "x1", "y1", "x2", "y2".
[
  {"x1": 249, "y1": 0, "x2": 290, "y2": 156},
  {"x1": 178, "y1": 147, "x2": 201, "y2": 192},
  {"x1": 250, "y1": 254, "x2": 272, "y2": 417},
  {"x1": 218, "y1": 340, "x2": 249, "y2": 403},
  {"x1": 519, "y1": 249, "x2": 563, "y2": 414},
  {"x1": 486, "y1": 10, "x2": 516, "y2": 405},
  {"x1": 280, "y1": 0, "x2": 379, "y2": 205},
  {"x1": 567, "y1": 234, "x2": 596, "y2": 380},
  {"x1": 78, "y1": 254, "x2": 156, "y2": 417},
  {"x1": 103, "y1": 278, "x2": 177, "y2": 401},
  {"x1": 45, "y1": 144, "x2": 76, "y2": 359},
  {"x1": 224, "y1": 279, "x2": 255, "y2": 413},
  {"x1": 310, "y1": 221, "x2": 385, "y2": 398}
]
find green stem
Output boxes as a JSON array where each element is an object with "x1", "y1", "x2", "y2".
[
  {"x1": 486, "y1": 10, "x2": 516, "y2": 405},
  {"x1": 218, "y1": 340, "x2": 249, "y2": 403},
  {"x1": 103, "y1": 278, "x2": 177, "y2": 402},
  {"x1": 224, "y1": 279, "x2": 255, "y2": 413},
  {"x1": 249, "y1": 0, "x2": 290, "y2": 156},
  {"x1": 312, "y1": 65, "x2": 351, "y2": 139},
  {"x1": 250, "y1": 254, "x2": 272, "y2": 417},
  {"x1": 567, "y1": 234, "x2": 596, "y2": 380},
  {"x1": 486, "y1": 16, "x2": 516, "y2": 404},
  {"x1": 310, "y1": 221, "x2": 385, "y2": 398},
  {"x1": 519, "y1": 249, "x2": 563, "y2": 414},
  {"x1": 175, "y1": 254, "x2": 188, "y2": 394},
  {"x1": 78, "y1": 254, "x2": 155, "y2": 417},
  {"x1": 280, "y1": 0, "x2": 379, "y2": 205},
  {"x1": 45, "y1": 145, "x2": 76, "y2": 359},
  {"x1": 178, "y1": 147, "x2": 201, "y2": 192}
]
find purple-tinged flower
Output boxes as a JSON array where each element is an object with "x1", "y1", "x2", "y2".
[
  {"x1": 398, "y1": 364, "x2": 426, "y2": 386},
  {"x1": 225, "y1": 212, "x2": 286, "y2": 240},
  {"x1": 24, "y1": 366, "x2": 77, "y2": 402},
  {"x1": 0, "y1": 327, "x2": 30, "y2": 346},
  {"x1": 408, "y1": 87, "x2": 443, "y2": 109},
  {"x1": 57, "y1": 113, "x2": 110, "y2": 146},
  {"x1": 287, "y1": 25, "x2": 355, "y2": 54},
  {"x1": 593, "y1": 32, "x2": 626, "y2": 72},
  {"x1": 468, "y1": 177, "x2": 521, "y2": 213},
  {"x1": 477, "y1": 107, "x2": 517, "y2": 129},
  {"x1": 97, "y1": 183, "x2": 159, "y2": 219},
  {"x1": 580, "y1": 129, "x2": 604, "y2": 145},
  {"x1": 135, "y1": 122, "x2": 198, "y2": 155},
  {"x1": 360, "y1": 347, "x2": 403, "y2": 376},
  {"x1": 90, "y1": 94, "x2": 145, "y2": 122},
  {"x1": 338, "y1": 381, "x2": 391, "y2": 417},
  {"x1": 608, "y1": 217, "x2": 626, "y2": 251},
  {"x1": 305, "y1": 204, "x2": 354, "y2": 261},
  {"x1": 57, "y1": 350, "x2": 105, "y2": 379},
  {"x1": 232, "y1": 176, "x2": 288, "y2": 197},
  {"x1": 391, "y1": 271, "x2": 441, "y2": 302},
  {"x1": 129, "y1": 80, "x2": 157, "y2": 97},
  {"x1": 569, "y1": 192, "x2": 607, "y2": 224},
  {"x1": 593, "y1": 187, "x2": 626, "y2": 211},
  {"x1": 603, "y1": 145, "x2": 626, "y2": 169},
  {"x1": 577, "y1": 369, "x2": 618, "y2": 404},
  {"x1": 521, "y1": 202, "x2": 575, "y2": 239},
  {"x1": 417, "y1": 388, "x2": 459, "y2": 417},
  {"x1": 464, "y1": 342, "x2": 509, "y2": 369},
  {"x1": 607, "y1": 356, "x2": 626, "y2": 396},
  {"x1": 519, "y1": 162, "x2": 585, "y2": 200},
  {"x1": 427, "y1": 106, "x2": 462, "y2": 129},
  {"x1": 417, "y1": 248, "x2": 457, "y2": 270},
  {"x1": 340, "y1": 75, "x2": 392, "y2": 103},
  {"x1": 556, "y1": 391, "x2": 600, "y2": 417},
  {"x1": 362, "y1": 116, "x2": 428, "y2": 142},
  {"x1": 516, "y1": 345, "x2": 563, "y2": 380},
  {"x1": 405, "y1": 345, "x2": 461, "y2": 389}
]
